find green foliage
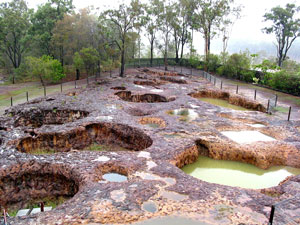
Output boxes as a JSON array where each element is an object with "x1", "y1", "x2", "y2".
[
  {"x1": 263, "y1": 4, "x2": 300, "y2": 67},
  {"x1": 204, "y1": 54, "x2": 220, "y2": 72},
  {"x1": 78, "y1": 47, "x2": 99, "y2": 75},
  {"x1": 73, "y1": 52, "x2": 84, "y2": 70},
  {"x1": 26, "y1": 55, "x2": 65, "y2": 85},
  {"x1": 239, "y1": 70, "x2": 255, "y2": 83},
  {"x1": 0, "y1": 0, "x2": 33, "y2": 83},
  {"x1": 267, "y1": 70, "x2": 300, "y2": 95}
]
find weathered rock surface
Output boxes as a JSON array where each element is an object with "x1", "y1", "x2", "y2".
[{"x1": 0, "y1": 68, "x2": 299, "y2": 224}]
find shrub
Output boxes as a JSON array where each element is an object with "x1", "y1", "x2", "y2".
[
  {"x1": 239, "y1": 70, "x2": 256, "y2": 82},
  {"x1": 204, "y1": 54, "x2": 220, "y2": 72},
  {"x1": 26, "y1": 55, "x2": 65, "y2": 85}
]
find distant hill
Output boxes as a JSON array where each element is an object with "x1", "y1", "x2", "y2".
[{"x1": 227, "y1": 39, "x2": 300, "y2": 62}]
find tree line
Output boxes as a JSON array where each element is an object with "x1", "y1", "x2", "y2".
[{"x1": 0, "y1": 0, "x2": 299, "y2": 86}]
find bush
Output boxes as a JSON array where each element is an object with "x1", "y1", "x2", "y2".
[
  {"x1": 204, "y1": 54, "x2": 220, "y2": 72},
  {"x1": 26, "y1": 55, "x2": 65, "y2": 85},
  {"x1": 267, "y1": 70, "x2": 300, "y2": 95},
  {"x1": 239, "y1": 70, "x2": 256, "y2": 82}
]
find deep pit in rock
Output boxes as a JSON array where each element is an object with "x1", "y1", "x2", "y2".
[
  {"x1": 15, "y1": 122, "x2": 153, "y2": 153},
  {"x1": 12, "y1": 108, "x2": 89, "y2": 128},
  {"x1": 111, "y1": 87, "x2": 126, "y2": 90},
  {"x1": 134, "y1": 80, "x2": 163, "y2": 86},
  {"x1": 182, "y1": 155, "x2": 300, "y2": 189},
  {"x1": 0, "y1": 165, "x2": 79, "y2": 213},
  {"x1": 115, "y1": 91, "x2": 175, "y2": 103},
  {"x1": 159, "y1": 76, "x2": 187, "y2": 84},
  {"x1": 189, "y1": 90, "x2": 266, "y2": 112},
  {"x1": 174, "y1": 140, "x2": 300, "y2": 189}
]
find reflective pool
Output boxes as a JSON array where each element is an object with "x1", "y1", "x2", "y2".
[
  {"x1": 198, "y1": 97, "x2": 249, "y2": 111},
  {"x1": 182, "y1": 156, "x2": 300, "y2": 189}
]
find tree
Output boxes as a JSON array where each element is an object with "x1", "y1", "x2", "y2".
[
  {"x1": 78, "y1": 47, "x2": 99, "y2": 76},
  {"x1": 154, "y1": 0, "x2": 176, "y2": 71},
  {"x1": 30, "y1": 0, "x2": 74, "y2": 56},
  {"x1": 192, "y1": 0, "x2": 238, "y2": 60},
  {"x1": 0, "y1": 0, "x2": 32, "y2": 83},
  {"x1": 26, "y1": 55, "x2": 65, "y2": 86},
  {"x1": 144, "y1": 3, "x2": 160, "y2": 66},
  {"x1": 100, "y1": 0, "x2": 143, "y2": 77},
  {"x1": 73, "y1": 52, "x2": 84, "y2": 80},
  {"x1": 263, "y1": 4, "x2": 300, "y2": 67}
]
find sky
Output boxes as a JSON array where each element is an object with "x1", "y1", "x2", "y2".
[{"x1": 1, "y1": 0, "x2": 300, "y2": 58}]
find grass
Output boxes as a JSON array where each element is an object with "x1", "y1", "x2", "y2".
[
  {"x1": 84, "y1": 143, "x2": 128, "y2": 152},
  {"x1": 31, "y1": 148, "x2": 56, "y2": 155},
  {"x1": 273, "y1": 106, "x2": 290, "y2": 113}
]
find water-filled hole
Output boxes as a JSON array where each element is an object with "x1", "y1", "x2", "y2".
[{"x1": 182, "y1": 155, "x2": 300, "y2": 189}]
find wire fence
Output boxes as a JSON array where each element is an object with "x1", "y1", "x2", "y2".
[{"x1": 0, "y1": 59, "x2": 297, "y2": 120}]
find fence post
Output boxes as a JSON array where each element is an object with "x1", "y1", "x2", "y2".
[
  {"x1": 26, "y1": 92, "x2": 29, "y2": 102},
  {"x1": 61, "y1": 83, "x2": 63, "y2": 92},
  {"x1": 268, "y1": 205, "x2": 275, "y2": 225},
  {"x1": 214, "y1": 77, "x2": 216, "y2": 86},
  {"x1": 275, "y1": 95, "x2": 278, "y2": 107},
  {"x1": 254, "y1": 89, "x2": 257, "y2": 100},
  {"x1": 236, "y1": 85, "x2": 239, "y2": 94},
  {"x1": 44, "y1": 86, "x2": 46, "y2": 97},
  {"x1": 267, "y1": 100, "x2": 270, "y2": 113},
  {"x1": 287, "y1": 106, "x2": 292, "y2": 121},
  {"x1": 221, "y1": 81, "x2": 223, "y2": 90},
  {"x1": 10, "y1": 97, "x2": 13, "y2": 106}
]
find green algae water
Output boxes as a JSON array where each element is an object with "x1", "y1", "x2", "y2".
[
  {"x1": 198, "y1": 97, "x2": 249, "y2": 111},
  {"x1": 182, "y1": 156, "x2": 300, "y2": 189}
]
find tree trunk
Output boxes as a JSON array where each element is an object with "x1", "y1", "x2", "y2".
[
  {"x1": 120, "y1": 40, "x2": 125, "y2": 77},
  {"x1": 150, "y1": 40, "x2": 154, "y2": 67},
  {"x1": 39, "y1": 74, "x2": 45, "y2": 87},
  {"x1": 164, "y1": 31, "x2": 168, "y2": 71},
  {"x1": 76, "y1": 69, "x2": 80, "y2": 80}
]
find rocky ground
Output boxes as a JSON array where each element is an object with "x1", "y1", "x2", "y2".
[{"x1": 0, "y1": 68, "x2": 300, "y2": 225}]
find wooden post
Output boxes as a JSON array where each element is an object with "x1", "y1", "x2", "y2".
[
  {"x1": 26, "y1": 92, "x2": 29, "y2": 102},
  {"x1": 221, "y1": 81, "x2": 223, "y2": 90},
  {"x1": 275, "y1": 95, "x2": 278, "y2": 107},
  {"x1": 44, "y1": 86, "x2": 46, "y2": 97},
  {"x1": 268, "y1": 205, "x2": 275, "y2": 225},
  {"x1": 3, "y1": 209, "x2": 7, "y2": 225},
  {"x1": 267, "y1": 100, "x2": 270, "y2": 113},
  {"x1": 60, "y1": 83, "x2": 63, "y2": 92},
  {"x1": 236, "y1": 85, "x2": 239, "y2": 94},
  {"x1": 40, "y1": 202, "x2": 44, "y2": 212},
  {"x1": 254, "y1": 89, "x2": 257, "y2": 100},
  {"x1": 10, "y1": 97, "x2": 13, "y2": 106},
  {"x1": 288, "y1": 106, "x2": 292, "y2": 121}
]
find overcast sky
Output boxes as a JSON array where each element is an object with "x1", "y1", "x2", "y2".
[{"x1": 1, "y1": 0, "x2": 300, "y2": 57}]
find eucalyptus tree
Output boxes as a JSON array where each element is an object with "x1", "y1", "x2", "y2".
[
  {"x1": 144, "y1": 2, "x2": 161, "y2": 66},
  {"x1": 100, "y1": 0, "x2": 143, "y2": 77},
  {"x1": 172, "y1": 0, "x2": 192, "y2": 62},
  {"x1": 153, "y1": 0, "x2": 176, "y2": 71},
  {"x1": 0, "y1": 0, "x2": 33, "y2": 83},
  {"x1": 192, "y1": 0, "x2": 238, "y2": 59},
  {"x1": 263, "y1": 4, "x2": 300, "y2": 67},
  {"x1": 30, "y1": 0, "x2": 74, "y2": 56}
]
